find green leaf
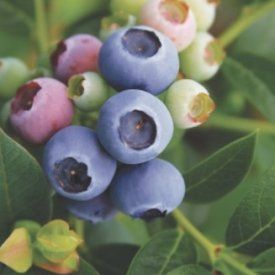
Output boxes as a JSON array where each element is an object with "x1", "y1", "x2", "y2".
[
  {"x1": 184, "y1": 132, "x2": 257, "y2": 203},
  {"x1": 167, "y1": 264, "x2": 211, "y2": 275},
  {"x1": 90, "y1": 244, "x2": 139, "y2": 275},
  {"x1": 76, "y1": 259, "x2": 100, "y2": 275},
  {"x1": 127, "y1": 229, "x2": 197, "y2": 275},
  {"x1": 36, "y1": 220, "x2": 82, "y2": 263},
  {"x1": 222, "y1": 56, "x2": 275, "y2": 122},
  {"x1": 0, "y1": 129, "x2": 52, "y2": 243},
  {"x1": 248, "y1": 247, "x2": 275, "y2": 274},
  {"x1": 226, "y1": 163, "x2": 275, "y2": 255}
]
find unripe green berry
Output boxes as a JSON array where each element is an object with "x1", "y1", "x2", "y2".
[
  {"x1": 110, "y1": 0, "x2": 147, "y2": 16},
  {"x1": 165, "y1": 79, "x2": 215, "y2": 129},
  {"x1": 180, "y1": 32, "x2": 225, "y2": 82},
  {"x1": 184, "y1": 0, "x2": 219, "y2": 31},
  {"x1": 99, "y1": 13, "x2": 136, "y2": 41},
  {"x1": 68, "y1": 72, "x2": 108, "y2": 112},
  {"x1": 0, "y1": 57, "x2": 29, "y2": 100}
]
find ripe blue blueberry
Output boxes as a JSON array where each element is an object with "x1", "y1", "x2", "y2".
[
  {"x1": 59, "y1": 192, "x2": 117, "y2": 223},
  {"x1": 110, "y1": 158, "x2": 185, "y2": 220},
  {"x1": 43, "y1": 126, "x2": 117, "y2": 201},
  {"x1": 96, "y1": 90, "x2": 174, "y2": 164},
  {"x1": 99, "y1": 25, "x2": 179, "y2": 95}
]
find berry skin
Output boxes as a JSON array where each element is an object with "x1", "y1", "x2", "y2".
[
  {"x1": 180, "y1": 32, "x2": 225, "y2": 82},
  {"x1": 110, "y1": 158, "x2": 185, "y2": 220},
  {"x1": 140, "y1": 0, "x2": 196, "y2": 51},
  {"x1": 68, "y1": 72, "x2": 108, "y2": 112},
  {"x1": 43, "y1": 126, "x2": 117, "y2": 201},
  {"x1": 97, "y1": 90, "x2": 174, "y2": 164},
  {"x1": 99, "y1": 25, "x2": 179, "y2": 95},
  {"x1": 0, "y1": 57, "x2": 29, "y2": 100},
  {"x1": 184, "y1": 0, "x2": 218, "y2": 31},
  {"x1": 51, "y1": 34, "x2": 102, "y2": 83},
  {"x1": 165, "y1": 79, "x2": 215, "y2": 129},
  {"x1": 10, "y1": 78, "x2": 74, "y2": 144},
  {"x1": 59, "y1": 192, "x2": 117, "y2": 223},
  {"x1": 110, "y1": 0, "x2": 147, "y2": 17}
]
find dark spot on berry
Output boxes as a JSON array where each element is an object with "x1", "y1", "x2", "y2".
[
  {"x1": 122, "y1": 29, "x2": 161, "y2": 58},
  {"x1": 119, "y1": 110, "x2": 157, "y2": 150},
  {"x1": 81, "y1": 38, "x2": 90, "y2": 44},
  {"x1": 94, "y1": 210, "x2": 101, "y2": 216},
  {"x1": 11, "y1": 81, "x2": 41, "y2": 113},
  {"x1": 138, "y1": 209, "x2": 167, "y2": 221},
  {"x1": 51, "y1": 40, "x2": 67, "y2": 68},
  {"x1": 54, "y1": 157, "x2": 91, "y2": 193}
]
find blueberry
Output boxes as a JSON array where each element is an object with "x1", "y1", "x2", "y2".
[
  {"x1": 180, "y1": 32, "x2": 225, "y2": 81},
  {"x1": 185, "y1": 0, "x2": 218, "y2": 31},
  {"x1": 110, "y1": 158, "x2": 185, "y2": 220},
  {"x1": 43, "y1": 126, "x2": 117, "y2": 201},
  {"x1": 96, "y1": 90, "x2": 174, "y2": 164},
  {"x1": 10, "y1": 77, "x2": 74, "y2": 144},
  {"x1": 165, "y1": 79, "x2": 215, "y2": 129},
  {"x1": 0, "y1": 57, "x2": 29, "y2": 100},
  {"x1": 51, "y1": 34, "x2": 102, "y2": 83},
  {"x1": 68, "y1": 72, "x2": 108, "y2": 112},
  {"x1": 59, "y1": 192, "x2": 117, "y2": 223},
  {"x1": 140, "y1": 0, "x2": 197, "y2": 51},
  {"x1": 99, "y1": 26, "x2": 179, "y2": 95}
]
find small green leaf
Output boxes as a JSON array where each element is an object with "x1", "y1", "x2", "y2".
[
  {"x1": 222, "y1": 56, "x2": 275, "y2": 122},
  {"x1": 184, "y1": 132, "x2": 257, "y2": 203},
  {"x1": 0, "y1": 129, "x2": 52, "y2": 244},
  {"x1": 0, "y1": 228, "x2": 32, "y2": 273},
  {"x1": 248, "y1": 247, "x2": 275, "y2": 274},
  {"x1": 167, "y1": 264, "x2": 211, "y2": 275},
  {"x1": 127, "y1": 229, "x2": 197, "y2": 275},
  {"x1": 90, "y1": 244, "x2": 139, "y2": 275},
  {"x1": 226, "y1": 163, "x2": 275, "y2": 255},
  {"x1": 14, "y1": 220, "x2": 41, "y2": 243},
  {"x1": 36, "y1": 220, "x2": 82, "y2": 263},
  {"x1": 77, "y1": 258, "x2": 100, "y2": 275}
]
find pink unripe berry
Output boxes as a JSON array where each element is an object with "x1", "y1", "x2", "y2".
[
  {"x1": 10, "y1": 77, "x2": 74, "y2": 144},
  {"x1": 140, "y1": 0, "x2": 196, "y2": 51},
  {"x1": 51, "y1": 34, "x2": 102, "y2": 83}
]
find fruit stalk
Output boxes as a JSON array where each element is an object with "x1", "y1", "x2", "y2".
[{"x1": 219, "y1": 1, "x2": 275, "y2": 47}]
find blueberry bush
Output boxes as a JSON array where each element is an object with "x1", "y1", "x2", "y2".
[{"x1": 0, "y1": 0, "x2": 275, "y2": 274}]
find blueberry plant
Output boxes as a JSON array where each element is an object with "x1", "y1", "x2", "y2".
[{"x1": 0, "y1": 0, "x2": 275, "y2": 274}]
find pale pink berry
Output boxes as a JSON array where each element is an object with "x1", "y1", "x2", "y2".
[
  {"x1": 51, "y1": 34, "x2": 102, "y2": 83},
  {"x1": 140, "y1": 0, "x2": 197, "y2": 51},
  {"x1": 10, "y1": 77, "x2": 74, "y2": 144}
]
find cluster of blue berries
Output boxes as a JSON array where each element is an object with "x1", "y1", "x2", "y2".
[{"x1": 1, "y1": 0, "x2": 226, "y2": 224}]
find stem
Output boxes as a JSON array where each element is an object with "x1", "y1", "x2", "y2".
[
  {"x1": 204, "y1": 113, "x2": 275, "y2": 135},
  {"x1": 173, "y1": 209, "x2": 217, "y2": 263},
  {"x1": 219, "y1": 1, "x2": 275, "y2": 47},
  {"x1": 173, "y1": 209, "x2": 257, "y2": 274},
  {"x1": 220, "y1": 253, "x2": 257, "y2": 275},
  {"x1": 34, "y1": 0, "x2": 49, "y2": 54}
]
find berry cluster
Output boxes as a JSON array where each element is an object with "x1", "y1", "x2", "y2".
[{"x1": 2, "y1": 0, "x2": 225, "y2": 223}]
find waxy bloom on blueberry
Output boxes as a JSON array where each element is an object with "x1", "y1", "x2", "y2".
[
  {"x1": 165, "y1": 79, "x2": 215, "y2": 129},
  {"x1": 110, "y1": 0, "x2": 147, "y2": 16},
  {"x1": 110, "y1": 158, "x2": 185, "y2": 220},
  {"x1": 0, "y1": 57, "x2": 29, "y2": 100},
  {"x1": 68, "y1": 72, "x2": 108, "y2": 112},
  {"x1": 10, "y1": 77, "x2": 74, "y2": 144},
  {"x1": 99, "y1": 26, "x2": 179, "y2": 95},
  {"x1": 180, "y1": 32, "x2": 225, "y2": 82},
  {"x1": 140, "y1": 0, "x2": 196, "y2": 51},
  {"x1": 60, "y1": 192, "x2": 117, "y2": 223},
  {"x1": 43, "y1": 126, "x2": 117, "y2": 201},
  {"x1": 185, "y1": 0, "x2": 218, "y2": 31},
  {"x1": 97, "y1": 90, "x2": 173, "y2": 164},
  {"x1": 51, "y1": 34, "x2": 102, "y2": 83}
]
